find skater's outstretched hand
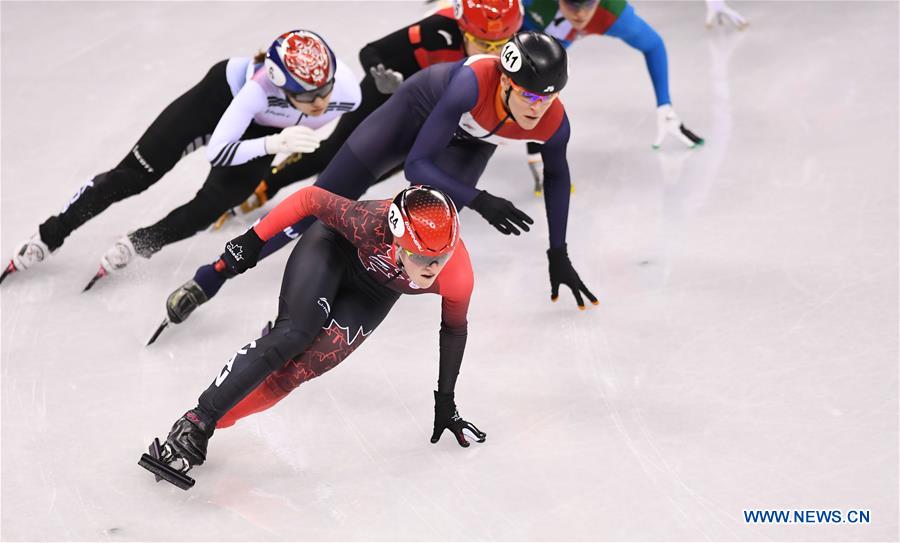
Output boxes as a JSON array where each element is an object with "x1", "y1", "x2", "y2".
[
  {"x1": 369, "y1": 63, "x2": 404, "y2": 94},
  {"x1": 548, "y1": 244, "x2": 598, "y2": 310},
  {"x1": 430, "y1": 391, "x2": 486, "y2": 448},
  {"x1": 469, "y1": 190, "x2": 534, "y2": 235},
  {"x1": 222, "y1": 227, "x2": 265, "y2": 275}
]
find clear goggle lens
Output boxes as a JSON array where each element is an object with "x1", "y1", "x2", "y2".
[
  {"x1": 286, "y1": 79, "x2": 335, "y2": 103},
  {"x1": 403, "y1": 248, "x2": 452, "y2": 267}
]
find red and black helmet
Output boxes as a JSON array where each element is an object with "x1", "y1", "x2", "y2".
[
  {"x1": 388, "y1": 186, "x2": 459, "y2": 258},
  {"x1": 454, "y1": 0, "x2": 524, "y2": 41}
]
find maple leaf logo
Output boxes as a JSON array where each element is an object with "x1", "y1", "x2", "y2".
[{"x1": 227, "y1": 242, "x2": 243, "y2": 261}]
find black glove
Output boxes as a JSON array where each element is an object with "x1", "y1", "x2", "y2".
[
  {"x1": 468, "y1": 190, "x2": 534, "y2": 236},
  {"x1": 430, "y1": 390, "x2": 486, "y2": 448},
  {"x1": 548, "y1": 244, "x2": 598, "y2": 310},
  {"x1": 221, "y1": 228, "x2": 265, "y2": 275},
  {"x1": 164, "y1": 409, "x2": 214, "y2": 468}
]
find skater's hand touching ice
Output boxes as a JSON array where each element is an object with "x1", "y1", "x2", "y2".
[
  {"x1": 430, "y1": 391, "x2": 486, "y2": 448},
  {"x1": 548, "y1": 244, "x2": 598, "y2": 310}
]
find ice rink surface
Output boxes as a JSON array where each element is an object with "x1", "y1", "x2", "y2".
[{"x1": 1, "y1": 1, "x2": 898, "y2": 541}]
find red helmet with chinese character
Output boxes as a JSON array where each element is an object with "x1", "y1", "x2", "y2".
[
  {"x1": 265, "y1": 30, "x2": 336, "y2": 94},
  {"x1": 388, "y1": 186, "x2": 459, "y2": 258},
  {"x1": 454, "y1": 0, "x2": 524, "y2": 41}
]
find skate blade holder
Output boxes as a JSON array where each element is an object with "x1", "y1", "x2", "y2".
[{"x1": 138, "y1": 438, "x2": 195, "y2": 490}]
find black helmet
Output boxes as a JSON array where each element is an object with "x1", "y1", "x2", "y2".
[{"x1": 499, "y1": 31, "x2": 568, "y2": 95}]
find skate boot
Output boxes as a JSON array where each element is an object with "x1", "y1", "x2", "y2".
[
  {"x1": 653, "y1": 104, "x2": 704, "y2": 149},
  {"x1": 528, "y1": 157, "x2": 544, "y2": 196},
  {"x1": 100, "y1": 235, "x2": 137, "y2": 273},
  {"x1": 1, "y1": 234, "x2": 51, "y2": 284},
  {"x1": 147, "y1": 262, "x2": 232, "y2": 344},
  {"x1": 83, "y1": 235, "x2": 139, "y2": 291},
  {"x1": 167, "y1": 279, "x2": 210, "y2": 324},
  {"x1": 527, "y1": 157, "x2": 575, "y2": 196},
  {"x1": 138, "y1": 410, "x2": 215, "y2": 490},
  {"x1": 146, "y1": 279, "x2": 212, "y2": 345}
]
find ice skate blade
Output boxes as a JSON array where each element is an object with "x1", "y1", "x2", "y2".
[
  {"x1": 138, "y1": 454, "x2": 195, "y2": 490},
  {"x1": 0, "y1": 262, "x2": 16, "y2": 284},
  {"x1": 82, "y1": 267, "x2": 108, "y2": 292},
  {"x1": 146, "y1": 318, "x2": 170, "y2": 346}
]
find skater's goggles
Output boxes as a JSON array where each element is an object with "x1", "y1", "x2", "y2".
[
  {"x1": 463, "y1": 32, "x2": 509, "y2": 54},
  {"x1": 286, "y1": 79, "x2": 335, "y2": 103},
  {"x1": 401, "y1": 247, "x2": 452, "y2": 267},
  {"x1": 509, "y1": 80, "x2": 558, "y2": 104}
]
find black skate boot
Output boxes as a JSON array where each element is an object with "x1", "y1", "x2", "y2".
[
  {"x1": 166, "y1": 280, "x2": 209, "y2": 324},
  {"x1": 138, "y1": 409, "x2": 214, "y2": 490},
  {"x1": 146, "y1": 280, "x2": 210, "y2": 345}
]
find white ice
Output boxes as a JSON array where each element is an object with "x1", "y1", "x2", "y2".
[{"x1": 1, "y1": 1, "x2": 897, "y2": 541}]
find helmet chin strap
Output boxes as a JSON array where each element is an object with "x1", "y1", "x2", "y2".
[
  {"x1": 475, "y1": 85, "x2": 515, "y2": 140},
  {"x1": 502, "y1": 85, "x2": 516, "y2": 124}
]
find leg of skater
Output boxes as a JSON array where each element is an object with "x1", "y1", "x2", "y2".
[{"x1": 5, "y1": 60, "x2": 232, "y2": 280}]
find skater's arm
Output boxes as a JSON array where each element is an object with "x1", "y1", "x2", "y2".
[
  {"x1": 206, "y1": 82, "x2": 270, "y2": 167},
  {"x1": 603, "y1": 5, "x2": 670, "y2": 107},
  {"x1": 540, "y1": 114, "x2": 572, "y2": 249},
  {"x1": 359, "y1": 26, "x2": 411, "y2": 72},
  {"x1": 404, "y1": 68, "x2": 482, "y2": 207},
  {"x1": 436, "y1": 242, "x2": 474, "y2": 394},
  {"x1": 359, "y1": 12, "x2": 459, "y2": 76},
  {"x1": 253, "y1": 186, "x2": 383, "y2": 242}
]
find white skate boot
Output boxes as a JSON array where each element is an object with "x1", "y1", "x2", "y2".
[
  {"x1": 1, "y1": 234, "x2": 51, "y2": 284},
  {"x1": 653, "y1": 104, "x2": 704, "y2": 149},
  {"x1": 83, "y1": 235, "x2": 138, "y2": 291},
  {"x1": 100, "y1": 235, "x2": 137, "y2": 273}
]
